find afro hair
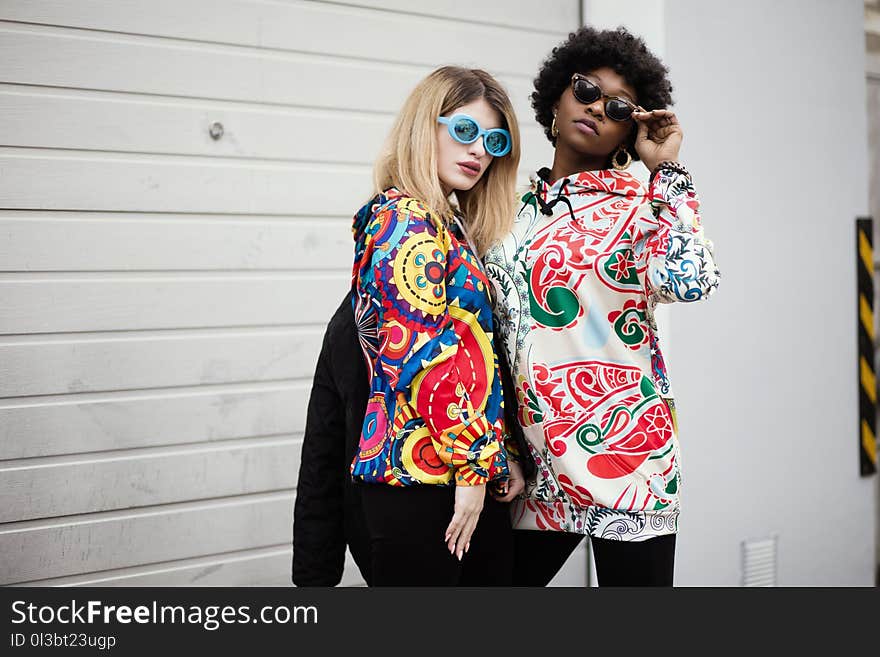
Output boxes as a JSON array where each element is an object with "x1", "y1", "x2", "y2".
[{"x1": 532, "y1": 25, "x2": 673, "y2": 160}]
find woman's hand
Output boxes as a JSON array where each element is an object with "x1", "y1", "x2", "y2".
[
  {"x1": 490, "y1": 459, "x2": 525, "y2": 503},
  {"x1": 632, "y1": 108, "x2": 683, "y2": 173},
  {"x1": 445, "y1": 483, "x2": 486, "y2": 560}
]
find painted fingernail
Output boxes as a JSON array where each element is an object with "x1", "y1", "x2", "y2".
[
  {"x1": 465, "y1": 542, "x2": 470, "y2": 553},
  {"x1": 457, "y1": 550, "x2": 463, "y2": 560}
]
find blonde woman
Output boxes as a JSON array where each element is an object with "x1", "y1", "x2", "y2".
[{"x1": 349, "y1": 66, "x2": 524, "y2": 585}]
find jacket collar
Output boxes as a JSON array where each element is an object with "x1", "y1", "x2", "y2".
[
  {"x1": 532, "y1": 166, "x2": 646, "y2": 201},
  {"x1": 352, "y1": 187, "x2": 458, "y2": 242}
]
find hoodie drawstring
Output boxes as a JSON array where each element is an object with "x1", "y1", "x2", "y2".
[{"x1": 535, "y1": 178, "x2": 576, "y2": 219}]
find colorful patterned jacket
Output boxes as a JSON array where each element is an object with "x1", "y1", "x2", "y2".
[
  {"x1": 484, "y1": 166, "x2": 720, "y2": 540},
  {"x1": 350, "y1": 188, "x2": 514, "y2": 487}
]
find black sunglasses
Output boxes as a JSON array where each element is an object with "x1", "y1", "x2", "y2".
[{"x1": 570, "y1": 73, "x2": 642, "y2": 122}]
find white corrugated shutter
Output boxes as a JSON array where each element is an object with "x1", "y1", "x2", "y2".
[{"x1": 0, "y1": 0, "x2": 577, "y2": 586}]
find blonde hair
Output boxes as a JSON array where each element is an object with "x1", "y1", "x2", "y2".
[{"x1": 372, "y1": 66, "x2": 521, "y2": 256}]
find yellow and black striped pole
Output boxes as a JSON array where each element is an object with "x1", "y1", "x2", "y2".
[{"x1": 857, "y1": 217, "x2": 877, "y2": 476}]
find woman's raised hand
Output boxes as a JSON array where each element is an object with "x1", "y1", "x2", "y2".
[{"x1": 632, "y1": 108, "x2": 682, "y2": 173}]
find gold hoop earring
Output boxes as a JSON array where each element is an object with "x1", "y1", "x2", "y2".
[
  {"x1": 612, "y1": 145, "x2": 632, "y2": 170},
  {"x1": 551, "y1": 114, "x2": 559, "y2": 138}
]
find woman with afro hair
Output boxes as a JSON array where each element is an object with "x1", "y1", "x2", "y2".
[{"x1": 484, "y1": 26, "x2": 721, "y2": 586}]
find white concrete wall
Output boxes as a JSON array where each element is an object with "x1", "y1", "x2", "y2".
[
  {"x1": 586, "y1": 0, "x2": 875, "y2": 585},
  {"x1": 0, "y1": 0, "x2": 578, "y2": 587}
]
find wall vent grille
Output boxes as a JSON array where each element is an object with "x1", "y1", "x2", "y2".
[{"x1": 741, "y1": 535, "x2": 778, "y2": 586}]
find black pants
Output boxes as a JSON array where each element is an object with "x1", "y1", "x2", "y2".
[
  {"x1": 513, "y1": 530, "x2": 676, "y2": 587},
  {"x1": 360, "y1": 483, "x2": 514, "y2": 586}
]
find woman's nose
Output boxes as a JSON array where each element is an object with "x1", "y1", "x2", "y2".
[
  {"x1": 468, "y1": 138, "x2": 486, "y2": 158},
  {"x1": 586, "y1": 99, "x2": 605, "y2": 119}
]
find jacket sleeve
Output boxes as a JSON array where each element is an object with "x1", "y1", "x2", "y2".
[
  {"x1": 492, "y1": 329, "x2": 535, "y2": 481},
  {"x1": 634, "y1": 166, "x2": 720, "y2": 304},
  {"x1": 292, "y1": 323, "x2": 346, "y2": 586},
  {"x1": 367, "y1": 204, "x2": 506, "y2": 487}
]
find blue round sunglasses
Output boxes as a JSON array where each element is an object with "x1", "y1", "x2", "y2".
[{"x1": 437, "y1": 114, "x2": 512, "y2": 157}]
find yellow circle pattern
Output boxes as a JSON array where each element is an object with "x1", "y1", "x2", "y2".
[{"x1": 392, "y1": 234, "x2": 446, "y2": 315}]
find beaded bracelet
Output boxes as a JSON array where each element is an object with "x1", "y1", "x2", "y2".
[{"x1": 650, "y1": 160, "x2": 691, "y2": 184}]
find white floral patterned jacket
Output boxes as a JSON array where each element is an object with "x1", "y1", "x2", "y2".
[{"x1": 484, "y1": 166, "x2": 719, "y2": 540}]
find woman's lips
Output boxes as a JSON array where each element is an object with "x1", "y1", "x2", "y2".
[
  {"x1": 457, "y1": 161, "x2": 481, "y2": 177},
  {"x1": 573, "y1": 119, "x2": 598, "y2": 136}
]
